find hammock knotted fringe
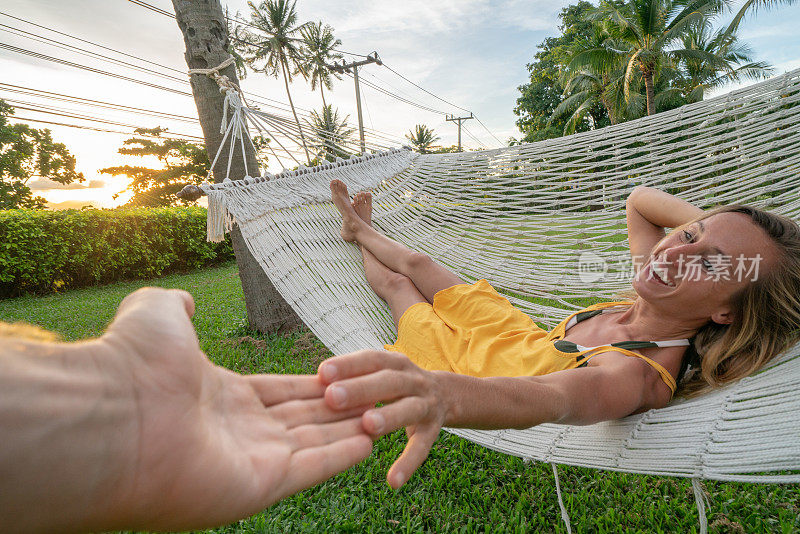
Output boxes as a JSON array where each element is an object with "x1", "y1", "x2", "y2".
[
  {"x1": 201, "y1": 148, "x2": 418, "y2": 241},
  {"x1": 196, "y1": 65, "x2": 800, "y2": 530}
]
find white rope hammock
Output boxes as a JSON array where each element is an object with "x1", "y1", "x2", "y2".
[{"x1": 197, "y1": 66, "x2": 800, "y2": 531}]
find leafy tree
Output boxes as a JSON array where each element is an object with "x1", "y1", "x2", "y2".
[
  {"x1": 0, "y1": 100, "x2": 84, "y2": 209},
  {"x1": 726, "y1": 0, "x2": 797, "y2": 37},
  {"x1": 225, "y1": 8, "x2": 251, "y2": 80},
  {"x1": 301, "y1": 21, "x2": 343, "y2": 108},
  {"x1": 591, "y1": 0, "x2": 729, "y2": 116},
  {"x1": 238, "y1": 0, "x2": 313, "y2": 164},
  {"x1": 514, "y1": 2, "x2": 602, "y2": 142},
  {"x1": 307, "y1": 105, "x2": 355, "y2": 160},
  {"x1": 552, "y1": 24, "x2": 626, "y2": 134},
  {"x1": 405, "y1": 125, "x2": 440, "y2": 154},
  {"x1": 99, "y1": 127, "x2": 209, "y2": 207},
  {"x1": 669, "y1": 23, "x2": 771, "y2": 104},
  {"x1": 430, "y1": 145, "x2": 461, "y2": 154}
]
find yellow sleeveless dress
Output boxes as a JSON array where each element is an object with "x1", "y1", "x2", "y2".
[{"x1": 384, "y1": 279, "x2": 681, "y2": 395}]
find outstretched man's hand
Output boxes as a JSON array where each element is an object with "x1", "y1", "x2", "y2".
[{"x1": 0, "y1": 288, "x2": 373, "y2": 534}]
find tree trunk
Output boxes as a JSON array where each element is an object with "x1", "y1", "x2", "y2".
[
  {"x1": 281, "y1": 55, "x2": 312, "y2": 165},
  {"x1": 320, "y1": 84, "x2": 327, "y2": 109},
  {"x1": 172, "y1": 0, "x2": 302, "y2": 333},
  {"x1": 603, "y1": 99, "x2": 617, "y2": 125},
  {"x1": 644, "y1": 72, "x2": 656, "y2": 116}
]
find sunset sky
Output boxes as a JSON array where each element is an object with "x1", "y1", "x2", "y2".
[{"x1": 2, "y1": 0, "x2": 799, "y2": 209}]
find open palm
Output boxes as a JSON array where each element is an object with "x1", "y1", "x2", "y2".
[{"x1": 100, "y1": 288, "x2": 373, "y2": 531}]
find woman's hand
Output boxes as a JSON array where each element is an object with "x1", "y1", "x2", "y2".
[
  {"x1": 626, "y1": 186, "x2": 704, "y2": 270},
  {"x1": 318, "y1": 351, "x2": 450, "y2": 489}
]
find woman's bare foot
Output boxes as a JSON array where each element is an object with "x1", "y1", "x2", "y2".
[
  {"x1": 330, "y1": 180, "x2": 363, "y2": 242},
  {"x1": 352, "y1": 191, "x2": 372, "y2": 226}
]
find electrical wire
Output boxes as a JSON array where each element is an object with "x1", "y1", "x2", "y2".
[
  {"x1": 120, "y1": 1, "x2": 504, "y2": 147},
  {"x1": 380, "y1": 61, "x2": 504, "y2": 146},
  {"x1": 7, "y1": 101, "x2": 204, "y2": 140},
  {"x1": 0, "y1": 24, "x2": 188, "y2": 84},
  {"x1": 0, "y1": 42, "x2": 191, "y2": 96},
  {"x1": 341, "y1": 71, "x2": 447, "y2": 115},
  {"x1": 12, "y1": 115, "x2": 201, "y2": 141},
  {"x1": 126, "y1": 0, "x2": 174, "y2": 19},
  {"x1": 0, "y1": 82, "x2": 198, "y2": 123},
  {"x1": 0, "y1": 10, "x2": 415, "y2": 155},
  {"x1": 461, "y1": 123, "x2": 487, "y2": 149},
  {"x1": 0, "y1": 10, "x2": 186, "y2": 75}
]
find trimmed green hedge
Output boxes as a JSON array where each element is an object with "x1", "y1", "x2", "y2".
[{"x1": 0, "y1": 207, "x2": 234, "y2": 298}]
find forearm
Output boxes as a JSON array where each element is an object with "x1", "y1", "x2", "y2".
[
  {"x1": 626, "y1": 186, "x2": 704, "y2": 229},
  {"x1": 434, "y1": 371, "x2": 565, "y2": 430},
  {"x1": 0, "y1": 338, "x2": 136, "y2": 534}
]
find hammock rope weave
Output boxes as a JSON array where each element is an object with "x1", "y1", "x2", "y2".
[{"x1": 198, "y1": 66, "x2": 800, "y2": 528}]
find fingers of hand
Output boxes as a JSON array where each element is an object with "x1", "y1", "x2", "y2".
[
  {"x1": 276, "y1": 435, "x2": 373, "y2": 504},
  {"x1": 116, "y1": 287, "x2": 194, "y2": 317},
  {"x1": 248, "y1": 374, "x2": 326, "y2": 406},
  {"x1": 324, "y1": 367, "x2": 430, "y2": 411},
  {"x1": 387, "y1": 424, "x2": 441, "y2": 489},
  {"x1": 288, "y1": 416, "x2": 369, "y2": 451},
  {"x1": 268, "y1": 398, "x2": 370, "y2": 429},
  {"x1": 318, "y1": 350, "x2": 411, "y2": 385},
  {"x1": 361, "y1": 396, "x2": 433, "y2": 437}
]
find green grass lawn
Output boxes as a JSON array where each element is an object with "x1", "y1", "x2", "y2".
[{"x1": 1, "y1": 262, "x2": 798, "y2": 533}]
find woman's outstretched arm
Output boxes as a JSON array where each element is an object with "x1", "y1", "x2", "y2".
[
  {"x1": 319, "y1": 351, "x2": 665, "y2": 489},
  {"x1": 626, "y1": 186, "x2": 704, "y2": 271}
]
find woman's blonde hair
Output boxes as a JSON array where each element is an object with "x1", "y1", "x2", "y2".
[{"x1": 670, "y1": 205, "x2": 800, "y2": 397}]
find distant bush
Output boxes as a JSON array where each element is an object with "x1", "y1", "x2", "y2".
[{"x1": 0, "y1": 207, "x2": 234, "y2": 298}]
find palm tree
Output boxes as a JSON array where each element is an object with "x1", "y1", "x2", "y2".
[
  {"x1": 241, "y1": 0, "x2": 312, "y2": 164},
  {"x1": 307, "y1": 105, "x2": 355, "y2": 160},
  {"x1": 670, "y1": 23, "x2": 772, "y2": 103},
  {"x1": 591, "y1": 0, "x2": 729, "y2": 116},
  {"x1": 224, "y1": 8, "x2": 250, "y2": 80},
  {"x1": 725, "y1": 0, "x2": 797, "y2": 37},
  {"x1": 552, "y1": 26, "x2": 629, "y2": 133},
  {"x1": 301, "y1": 21, "x2": 343, "y2": 108},
  {"x1": 405, "y1": 125, "x2": 440, "y2": 154}
]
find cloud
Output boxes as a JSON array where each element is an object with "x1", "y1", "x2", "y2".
[
  {"x1": 28, "y1": 178, "x2": 106, "y2": 191},
  {"x1": 47, "y1": 200, "x2": 99, "y2": 210}
]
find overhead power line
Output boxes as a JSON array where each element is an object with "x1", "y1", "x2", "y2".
[
  {"x1": 12, "y1": 115, "x2": 189, "y2": 137},
  {"x1": 382, "y1": 61, "x2": 472, "y2": 114},
  {"x1": 0, "y1": 42, "x2": 191, "y2": 96},
  {"x1": 7, "y1": 100, "x2": 204, "y2": 140},
  {"x1": 120, "y1": 1, "x2": 503, "y2": 148},
  {"x1": 0, "y1": 24, "x2": 188, "y2": 84},
  {"x1": 343, "y1": 70, "x2": 448, "y2": 115},
  {"x1": 0, "y1": 82, "x2": 199, "y2": 124},
  {"x1": 127, "y1": 0, "x2": 174, "y2": 19},
  {"x1": 0, "y1": 19, "x2": 404, "y2": 144},
  {"x1": 0, "y1": 10, "x2": 186, "y2": 75},
  {"x1": 2, "y1": 8, "x2": 442, "y2": 154},
  {"x1": 0, "y1": 14, "x2": 311, "y2": 116},
  {"x1": 381, "y1": 61, "x2": 504, "y2": 147}
]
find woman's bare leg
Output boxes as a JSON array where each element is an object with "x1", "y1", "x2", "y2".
[
  {"x1": 331, "y1": 180, "x2": 465, "y2": 302},
  {"x1": 351, "y1": 191, "x2": 426, "y2": 328}
]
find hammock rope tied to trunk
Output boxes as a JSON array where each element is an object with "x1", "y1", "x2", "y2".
[{"x1": 194, "y1": 64, "x2": 800, "y2": 532}]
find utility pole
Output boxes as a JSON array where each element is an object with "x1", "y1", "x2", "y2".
[
  {"x1": 445, "y1": 113, "x2": 474, "y2": 152},
  {"x1": 327, "y1": 52, "x2": 382, "y2": 155}
]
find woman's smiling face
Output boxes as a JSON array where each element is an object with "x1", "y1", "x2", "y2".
[{"x1": 633, "y1": 212, "x2": 780, "y2": 325}]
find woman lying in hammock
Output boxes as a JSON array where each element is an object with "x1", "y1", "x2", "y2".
[{"x1": 320, "y1": 180, "x2": 800, "y2": 489}]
